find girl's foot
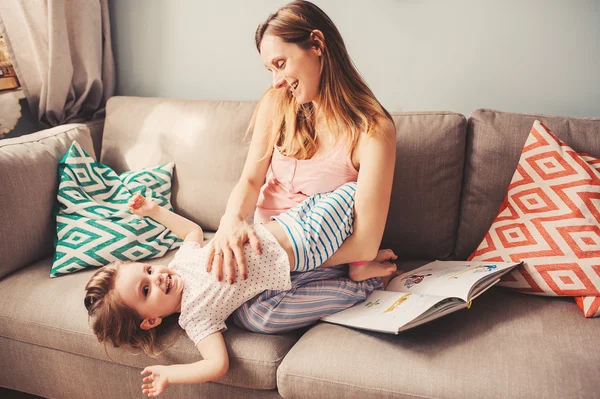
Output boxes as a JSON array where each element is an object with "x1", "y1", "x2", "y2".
[{"x1": 349, "y1": 261, "x2": 397, "y2": 282}]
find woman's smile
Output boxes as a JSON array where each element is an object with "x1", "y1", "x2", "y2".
[{"x1": 289, "y1": 80, "x2": 299, "y2": 95}]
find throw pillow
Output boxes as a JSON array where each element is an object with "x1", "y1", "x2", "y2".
[
  {"x1": 574, "y1": 154, "x2": 600, "y2": 318},
  {"x1": 51, "y1": 141, "x2": 182, "y2": 277},
  {"x1": 468, "y1": 120, "x2": 600, "y2": 317},
  {"x1": 574, "y1": 296, "x2": 600, "y2": 318}
]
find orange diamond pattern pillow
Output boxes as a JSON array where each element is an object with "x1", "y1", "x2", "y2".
[
  {"x1": 574, "y1": 296, "x2": 600, "y2": 318},
  {"x1": 468, "y1": 120, "x2": 600, "y2": 317}
]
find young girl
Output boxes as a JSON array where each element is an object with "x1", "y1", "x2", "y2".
[{"x1": 84, "y1": 182, "x2": 397, "y2": 397}]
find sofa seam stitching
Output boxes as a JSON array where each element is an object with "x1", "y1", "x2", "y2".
[
  {"x1": 390, "y1": 111, "x2": 463, "y2": 117},
  {"x1": 0, "y1": 124, "x2": 88, "y2": 149},
  {"x1": 477, "y1": 108, "x2": 600, "y2": 122}
]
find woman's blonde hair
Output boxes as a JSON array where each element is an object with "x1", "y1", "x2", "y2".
[
  {"x1": 84, "y1": 261, "x2": 176, "y2": 358},
  {"x1": 252, "y1": 0, "x2": 393, "y2": 159}
]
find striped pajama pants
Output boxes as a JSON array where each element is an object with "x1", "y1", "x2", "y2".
[
  {"x1": 232, "y1": 265, "x2": 383, "y2": 333},
  {"x1": 232, "y1": 182, "x2": 384, "y2": 334}
]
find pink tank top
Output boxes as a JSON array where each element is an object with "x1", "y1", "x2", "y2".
[{"x1": 254, "y1": 140, "x2": 359, "y2": 224}]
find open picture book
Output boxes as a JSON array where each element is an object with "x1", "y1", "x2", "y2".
[{"x1": 321, "y1": 260, "x2": 523, "y2": 334}]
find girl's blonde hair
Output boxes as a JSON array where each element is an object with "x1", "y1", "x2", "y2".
[
  {"x1": 252, "y1": 0, "x2": 394, "y2": 160},
  {"x1": 84, "y1": 261, "x2": 175, "y2": 358}
]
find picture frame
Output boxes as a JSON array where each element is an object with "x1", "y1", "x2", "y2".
[{"x1": 0, "y1": 33, "x2": 21, "y2": 93}]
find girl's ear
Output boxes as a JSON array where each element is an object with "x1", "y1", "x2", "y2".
[{"x1": 140, "y1": 317, "x2": 163, "y2": 330}]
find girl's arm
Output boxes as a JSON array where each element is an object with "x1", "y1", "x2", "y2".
[
  {"x1": 206, "y1": 91, "x2": 276, "y2": 282},
  {"x1": 320, "y1": 117, "x2": 397, "y2": 267},
  {"x1": 141, "y1": 332, "x2": 228, "y2": 397},
  {"x1": 128, "y1": 195, "x2": 204, "y2": 244}
]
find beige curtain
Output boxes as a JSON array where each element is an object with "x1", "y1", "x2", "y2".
[{"x1": 0, "y1": 0, "x2": 114, "y2": 127}]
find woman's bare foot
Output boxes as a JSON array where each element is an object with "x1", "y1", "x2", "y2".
[{"x1": 349, "y1": 261, "x2": 397, "y2": 282}]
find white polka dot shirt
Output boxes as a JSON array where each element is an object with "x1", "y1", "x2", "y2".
[{"x1": 168, "y1": 224, "x2": 292, "y2": 345}]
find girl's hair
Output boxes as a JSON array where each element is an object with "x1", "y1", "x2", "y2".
[
  {"x1": 251, "y1": 0, "x2": 394, "y2": 160},
  {"x1": 84, "y1": 261, "x2": 175, "y2": 358}
]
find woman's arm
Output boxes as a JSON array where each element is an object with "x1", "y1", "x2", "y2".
[
  {"x1": 207, "y1": 92, "x2": 277, "y2": 282},
  {"x1": 140, "y1": 332, "x2": 229, "y2": 397},
  {"x1": 128, "y1": 194, "x2": 204, "y2": 244},
  {"x1": 320, "y1": 117, "x2": 396, "y2": 267}
]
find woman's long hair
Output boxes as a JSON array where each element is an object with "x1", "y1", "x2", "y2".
[{"x1": 251, "y1": 0, "x2": 393, "y2": 159}]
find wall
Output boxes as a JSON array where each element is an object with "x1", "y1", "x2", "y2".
[{"x1": 109, "y1": 0, "x2": 600, "y2": 117}]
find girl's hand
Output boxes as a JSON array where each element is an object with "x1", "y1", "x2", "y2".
[
  {"x1": 374, "y1": 249, "x2": 398, "y2": 263},
  {"x1": 206, "y1": 216, "x2": 261, "y2": 284},
  {"x1": 141, "y1": 365, "x2": 170, "y2": 397},
  {"x1": 128, "y1": 194, "x2": 158, "y2": 217}
]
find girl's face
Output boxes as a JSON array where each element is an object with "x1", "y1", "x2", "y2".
[
  {"x1": 260, "y1": 34, "x2": 322, "y2": 104},
  {"x1": 115, "y1": 263, "x2": 183, "y2": 329}
]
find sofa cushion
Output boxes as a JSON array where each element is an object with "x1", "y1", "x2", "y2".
[
  {"x1": 469, "y1": 121, "x2": 600, "y2": 301},
  {"x1": 277, "y1": 280, "x2": 600, "y2": 398},
  {"x1": 455, "y1": 109, "x2": 600, "y2": 260},
  {"x1": 0, "y1": 124, "x2": 95, "y2": 279},
  {"x1": 52, "y1": 141, "x2": 181, "y2": 277},
  {"x1": 383, "y1": 112, "x2": 467, "y2": 259},
  {"x1": 101, "y1": 97, "x2": 256, "y2": 231},
  {"x1": 0, "y1": 247, "x2": 302, "y2": 391}
]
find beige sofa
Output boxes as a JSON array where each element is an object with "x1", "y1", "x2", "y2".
[{"x1": 1, "y1": 96, "x2": 598, "y2": 399}]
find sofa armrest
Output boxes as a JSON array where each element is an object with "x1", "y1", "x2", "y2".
[
  {"x1": 84, "y1": 119, "x2": 104, "y2": 160},
  {"x1": 0, "y1": 124, "x2": 95, "y2": 279}
]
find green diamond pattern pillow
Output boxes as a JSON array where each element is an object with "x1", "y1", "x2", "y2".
[{"x1": 51, "y1": 141, "x2": 182, "y2": 277}]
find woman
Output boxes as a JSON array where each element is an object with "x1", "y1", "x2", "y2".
[{"x1": 208, "y1": 0, "x2": 397, "y2": 333}]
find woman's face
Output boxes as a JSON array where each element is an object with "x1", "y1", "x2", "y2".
[{"x1": 260, "y1": 34, "x2": 322, "y2": 104}]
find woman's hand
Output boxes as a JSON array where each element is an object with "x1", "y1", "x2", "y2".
[
  {"x1": 128, "y1": 194, "x2": 158, "y2": 217},
  {"x1": 141, "y1": 365, "x2": 170, "y2": 397},
  {"x1": 206, "y1": 216, "x2": 262, "y2": 283}
]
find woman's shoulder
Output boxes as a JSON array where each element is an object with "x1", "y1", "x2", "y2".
[
  {"x1": 353, "y1": 114, "x2": 396, "y2": 164},
  {"x1": 355, "y1": 114, "x2": 395, "y2": 149},
  {"x1": 257, "y1": 88, "x2": 281, "y2": 113},
  {"x1": 252, "y1": 88, "x2": 281, "y2": 130},
  {"x1": 370, "y1": 114, "x2": 396, "y2": 139}
]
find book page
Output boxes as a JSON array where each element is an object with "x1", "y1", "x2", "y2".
[
  {"x1": 399, "y1": 297, "x2": 468, "y2": 332},
  {"x1": 386, "y1": 260, "x2": 520, "y2": 302},
  {"x1": 321, "y1": 290, "x2": 450, "y2": 334}
]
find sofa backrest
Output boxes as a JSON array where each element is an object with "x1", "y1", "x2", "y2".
[
  {"x1": 101, "y1": 97, "x2": 256, "y2": 231},
  {"x1": 454, "y1": 109, "x2": 600, "y2": 260},
  {"x1": 384, "y1": 112, "x2": 466, "y2": 259},
  {"x1": 0, "y1": 124, "x2": 94, "y2": 278},
  {"x1": 102, "y1": 96, "x2": 468, "y2": 259}
]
